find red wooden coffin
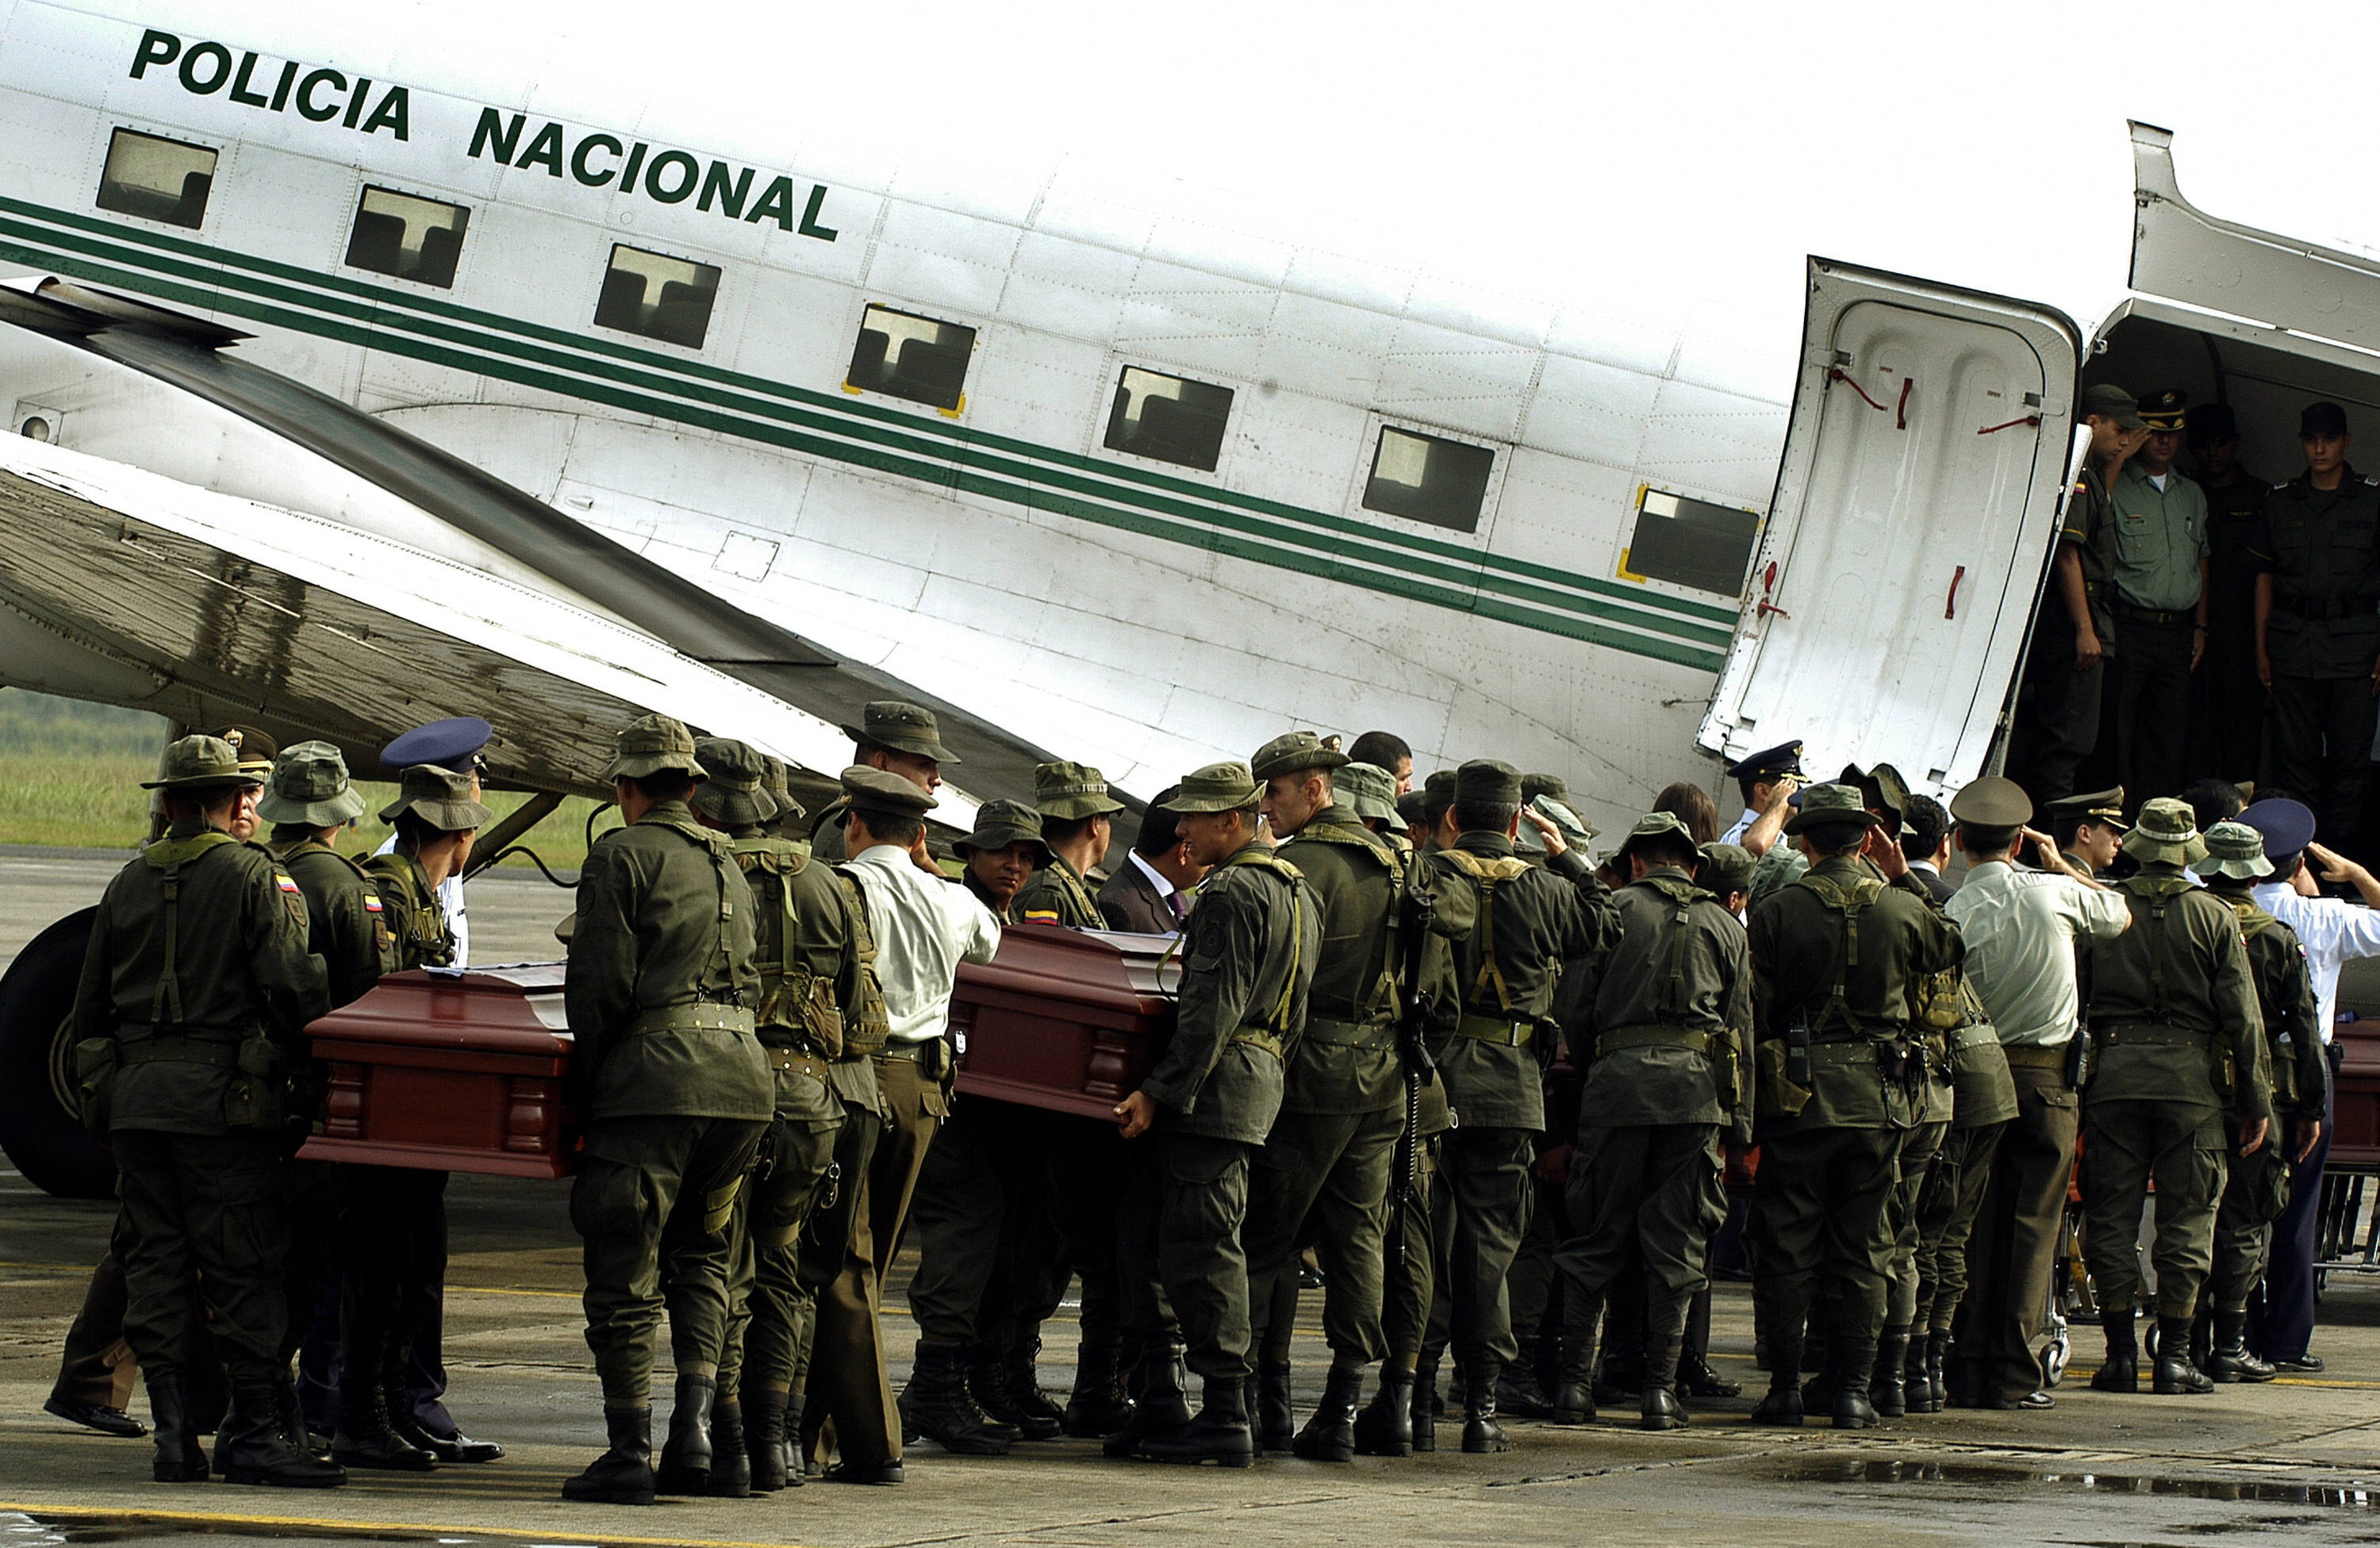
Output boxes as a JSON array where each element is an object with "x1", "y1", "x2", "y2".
[
  {"x1": 2328, "y1": 1016, "x2": 2380, "y2": 1173},
  {"x1": 950, "y1": 924, "x2": 1179, "y2": 1120},
  {"x1": 298, "y1": 965, "x2": 578, "y2": 1177}
]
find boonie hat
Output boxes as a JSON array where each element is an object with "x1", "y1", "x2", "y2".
[
  {"x1": 1157, "y1": 762, "x2": 1262, "y2": 814},
  {"x1": 378, "y1": 763, "x2": 493, "y2": 832},
  {"x1": 758, "y1": 754, "x2": 805, "y2": 824},
  {"x1": 2082, "y1": 382, "x2": 2148, "y2": 431},
  {"x1": 212, "y1": 725, "x2": 279, "y2": 778},
  {"x1": 2238, "y1": 797, "x2": 2317, "y2": 859},
  {"x1": 1249, "y1": 732, "x2": 1349, "y2": 782},
  {"x1": 1617, "y1": 809, "x2": 1698, "y2": 859},
  {"x1": 382, "y1": 716, "x2": 492, "y2": 774},
  {"x1": 1034, "y1": 760, "x2": 1127, "y2": 820},
  {"x1": 840, "y1": 763, "x2": 939, "y2": 819},
  {"x1": 144, "y1": 733, "x2": 262, "y2": 792},
  {"x1": 1948, "y1": 776, "x2": 2032, "y2": 830},
  {"x1": 954, "y1": 797, "x2": 1050, "y2": 859},
  {"x1": 1337, "y1": 762, "x2": 1407, "y2": 832},
  {"x1": 604, "y1": 714, "x2": 707, "y2": 783},
  {"x1": 1516, "y1": 793, "x2": 1596, "y2": 855},
  {"x1": 257, "y1": 740, "x2": 368, "y2": 827},
  {"x1": 2201, "y1": 820, "x2": 2274, "y2": 881},
  {"x1": 2121, "y1": 796, "x2": 2207, "y2": 867},
  {"x1": 841, "y1": 701, "x2": 959, "y2": 765},
  {"x1": 1699, "y1": 842, "x2": 1755, "y2": 896},
  {"x1": 1783, "y1": 782, "x2": 1883, "y2": 836},
  {"x1": 2301, "y1": 401, "x2": 2350, "y2": 439},
  {"x1": 691, "y1": 738, "x2": 775, "y2": 828}
]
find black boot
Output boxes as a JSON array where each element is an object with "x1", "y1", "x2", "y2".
[
  {"x1": 1256, "y1": 1358, "x2": 1295, "y2": 1452},
  {"x1": 1497, "y1": 1335, "x2": 1552, "y2": 1418},
  {"x1": 1751, "y1": 1332, "x2": 1805, "y2": 1427},
  {"x1": 1002, "y1": 1339, "x2": 1066, "y2": 1441},
  {"x1": 961, "y1": 1346, "x2": 1025, "y2": 1446},
  {"x1": 1063, "y1": 1333, "x2": 1133, "y2": 1437},
  {"x1": 1460, "y1": 1362, "x2": 1511, "y2": 1454},
  {"x1": 331, "y1": 1371, "x2": 435, "y2": 1471},
  {"x1": 901, "y1": 1341, "x2": 1012, "y2": 1456},
  {"x1": 1679, "y1": 1348, "x2": 1742, "y2": 1398},
  {"x1": 2205, "y1": 1309, "x2": 2276, "y2": 1384},
  {"x1": 1352, "y1": 1367, "x2": 1415, "y2": 1457},
  {"x1": 654, "y1": 1372, "x2": 716, "y2": 1495},
  {"x1": 1549, "y1": 1338, "x2": 1596, "y2": 1425},
  {"x1": 707, "y1": 1396, "x2": 752, "y2": 1497},
  {"x1": 2153, "y1": 1316, "x2": 2214, "y2": 1395},
  {"x1": 1409, "y1": 1357, "x2": 1440, "y2": 1454},
  {"x1": 747, "y1": 1390, "x2": 794, "y2": 1492},
  {"x1": 2091, "y1": 1312, "x2": 2140, "y2": 1393},
  {"x1": 145, "y1": 1369, "x2": 209, "y2": 1483},
  {"x1": 1831, "y1": 1341, "x2": 1879, "y2": 1430},
  {"x1": 1141, "y1": 1376, "x2": 1254, "y2": 1467},
  {"x1": 219, "y1": 1375, "x2": 347, "y2": 1488},
  {"x1": 1102, "y1": 1343, "x2": 1189, "y2": 1458},
  {"x1": 1905, "y1": 1331, "x2": 1941, "y2": 1414},
  {"x1": 563, "y1": 1407, "x2": 654, "y2": 1504},
  {"x1": 1292, "y1": 1365, "x2": 1365, "y2": 1462},
  {"x1": 1641, "y1": 1335, "x2": 1688, "y2": 1432},
  {"x1": 1868, "y1": 1326, "x2": 1910, "y2": 1419}
]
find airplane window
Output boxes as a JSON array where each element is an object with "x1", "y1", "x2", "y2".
[
  {"x1": 346, "y1": 186, "x2": 470, "y2": 289},
  {"x1": 1104, "y1": 367, "x2": 1232, "y2": 472},
  {"x1": 1624, "y1": 487, "x2": 1762, "y2": 596},
  {"x1": 593, "y1": 244, "x2": 720, "y2": 349},
  {"x1": 95, "y1": 128, "x2": 217, "y2": 229},
  {"x1": 1362, "y1": 425, "x2": 1494, "y2": 532},
  {"x1": 846, "y1": 304, "x2": 974, "y2": 412}
]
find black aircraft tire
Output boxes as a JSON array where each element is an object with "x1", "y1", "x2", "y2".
[{"x1": 0, "y1": 907, "x2": 116, "y2": 1199}]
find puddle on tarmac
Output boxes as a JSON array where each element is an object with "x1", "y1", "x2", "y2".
[
  {"x1": 0, "y1": 1519, "x2": 583, "y2": 1548},
  {"x1": 1759, "y1": 1454, "x2": 2379, "y2": 1510}
]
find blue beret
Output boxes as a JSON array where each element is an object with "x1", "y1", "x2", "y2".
[
  {"x1": 382, "y1": 716, "x2": 493, "y2": 771},
  {"x1": 2238, "y1": 797, "x2": 2316, "y2": 859}
]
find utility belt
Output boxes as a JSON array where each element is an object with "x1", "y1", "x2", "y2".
[
  {"x1": 1229, "y1": 1027, "x2": 1287, "y2": 1062},
  {"x1": 874, "y1": 1038, "x2": 953, "y2": 1079},
  {"x1": 2000, "y1": 1043, "x2": 2071, "y2": 1070},
  {"x1": 118, "y1": 1034, "x2": 245, "y2": 1069},
  {"x1": 1457, "y1": 1013, "x2": 1535, "y2": 1048},
  {"x1": 765, "y1": 1045, "x2": 834, "y2": 1085},
  {"x1": 1599, "y1": 1024, "x2": 1709, "y2": 1054},
  {"x1": 1948, "y1": 1024, "x2": 2002, "y2": 1054},
  {"x1": 628, "y1": 1001, "x2": 756, "y2": 1037},
  {"x1": 2091, "y1": 1020, "x2": 2209, "y2": 1050},
  {"x1": 2111, "y1": 600, "x2": 2196, "y2": 628},
  {"x1": 1301, "y1": 1017, "x2": 1398, "y2": 1052},
  {"x1": 2276, "y1": 592, "x2": 2380, "y2": 621}
]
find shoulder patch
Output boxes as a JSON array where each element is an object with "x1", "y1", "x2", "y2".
[
  {"x1": 363, "y1": 892, "x2": 383, "y2": 913},
  {"x1": 1022, "y1": 908, "x2": 1061, "y2": 923}
]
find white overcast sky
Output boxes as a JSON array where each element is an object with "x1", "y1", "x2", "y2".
[{"x1": 158, "y1": 0, "x2": 2380, "y2": 358}]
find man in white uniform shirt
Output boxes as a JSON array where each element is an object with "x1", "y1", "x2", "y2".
[{"x1": 1942, "y1": 778, "x2": 2129, "y2": 1409}]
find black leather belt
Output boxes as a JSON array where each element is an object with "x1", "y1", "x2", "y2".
[
  {"x1": 2277, "y1": 593, "x2": 2380, "y2": 621},
  {"x1": 2112, "y1": 601, "x2": 2194, "y2": 627}
]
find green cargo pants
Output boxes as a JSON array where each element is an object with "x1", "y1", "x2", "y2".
[
  {"x1": 1244, "y1": 1104, "x2": 1401, "y2": 1361},
  {"x1": 1444, "y1": 1127, "x2": 1537, "y2": 1369},
  {"x1": 2209, "y1": 1124, "x2": 2291, "y2": 1313},
  {"x1": 1383, "y1": 1131, "x2": 1447, "y2": 1361},
  {"x1": 113, "y1": 1130, "x2": 290, "y2": 1381},
  {"x1": 717, "y1": 1065, "x2": 843, "y2": 1400},
  {"x1": 1750, "y1": 1124, "x2": 1904, "y2": 1352},
  {"x1": 1154, "y1": 1130, "x2": 1258, "y2": 1384},
  {"x1": 1913, "y1": 1120, "x2": 2006, "y2": 1335},
  {"x1": 1881, "y1": 1120, "x2": 1950, "y2": 1328},
  {"x1": 2081, "y1": 1098, "x2": 2225, "y2": 1322},
  {"x1": 1555, "y1": 1123, "x2": 1726, "y2": 1318}
]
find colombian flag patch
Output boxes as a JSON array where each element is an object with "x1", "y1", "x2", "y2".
[{"x1": 274, "y1": 874, "x2": 299, "y2": 893}]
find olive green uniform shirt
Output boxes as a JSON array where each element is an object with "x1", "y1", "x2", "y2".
[
  {"x1": 2107, "y1": 461, "x2": 2209, "y2": 613},
  {"x1": 273, "y1": 836, "x2": 388, "y2": 1009},
  {"x1": 1276, "y1": 806, "x2": 1403, "y2": 1116},
  {"x1": 567, "y1": 800, "x2": 773, "y2": 1123},
  {"x1": 2082, "y1": 866, "x2": 2271, "y2": 1123},
  {"x1": 2247, "y1": 467, "x2": 2380, "y2": 678},
  {"x1": 2209, "y1": 885, "x2": 2330, "y2": 1121},
  {"x1": 1580, "y1": 866, "x2": 1753, "y2": 1142},
  {"x1": 2059, "y1": 460, "x2": 2120, "y2": 649},
  {"x1": 1014, "y1": 854, "x2": 1103, "y2": 929},
  {"x1": 72, "y1": 820, "x2": 329, "y2": 1135},
  {"x1": 362, "y1": 849, "x2": 453, "y2": 974}
]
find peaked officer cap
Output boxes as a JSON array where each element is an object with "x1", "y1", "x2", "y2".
[
  {"x1": 840, "y1": 764, "x2": 939, "y2": 819},
  {"x1": 2238, "y1": 797, "x2": 2317, "y2": 859},
  {"x1": 1948, "y1": 776, "x2": 2032, "y2": 829},
  {"x1": 210, "y1": 724, "x2": 279, "y2": 777},
  {"x1": 382, "y1": 716, "x2": 492, "y2": 773},
  {"x1": 1723, "y1": 740, "x2": 1804, "y2": 782}
]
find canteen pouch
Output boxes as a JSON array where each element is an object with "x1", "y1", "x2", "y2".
[
  {"x1": 72, "y1": 1037, "x2": 118, "y2": 1138},
  {"x1": 2272, "y1": 1036, "x2": 2301, "y2": 1111},
  {"x1": 221, "y1": 1034, "x2": 288, "y2": 1131},
  {"x1": 1756, "y1": 1038, "x2": 1811, "y2": 1120},
  {"x1": 800, "y1": 978, "x2": 846, "y2": 1062},
  {"x1": 2248, "y1": 1141, "x2": 2294, "y2": 1224},
  {"x1": 1917, "y1": 969, "x2": 1965, "y2": 1032},
  {"x1": 1709, "y1": 1031, "x2": 1742, "y2": 1114}
]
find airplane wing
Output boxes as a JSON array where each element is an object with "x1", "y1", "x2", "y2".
[{"x1": 0, "y1": 430, "x2": 983, "y2": 824}]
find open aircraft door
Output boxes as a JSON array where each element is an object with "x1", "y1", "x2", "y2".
[{"x1": 1698, "y1": 259, "x2": 2081, "y2": 796}]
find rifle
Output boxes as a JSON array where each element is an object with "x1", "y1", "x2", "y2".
[{"x1": 1387, "y1": 880, "x2": 1438, "y2": 1270}]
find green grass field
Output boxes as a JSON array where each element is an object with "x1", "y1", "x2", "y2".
[{"x1": 0, "y1": 689, "x2": 612, "y2": 869}]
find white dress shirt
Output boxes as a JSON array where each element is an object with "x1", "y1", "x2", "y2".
[
  {"x1": 1945, "y1": 860, "x2": 2131, "y2": 1047},
  {"x1": 2250, "y1": 882, "x2": 2380, "y2": 1043},
  {"x1": 1720, "y1": 807, "x2": 1758, "y2": 846},
  {"x1": 843, "y1": 843, "x2": 1002, "y2": 1043}
]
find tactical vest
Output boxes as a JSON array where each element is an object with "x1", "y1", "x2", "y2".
[
  {"x1": 1284, "y1": 820, "x2": 1407, "y2": 1028},
  {"x1": 1435, "y1": 846, "x2": 1545, "y2": 1047},
  {"x1": 365, "y1": 850, "x2": 455, "y2": 971},
  {"x1": 826, "y1": 864, "x2": 897, "y2": 1058},
  {"x1": 1788, "y1": 868, "x2": 1889, "y2": 1040},
  {"x1": 620, "y1": 814, "x2": 753, "y2": 1037},
  {"x1": 729, "y1": 835, "x2": 847, "y2": 1057},
  {"x1": 1602, "y1": 873, "x2": 1741, "y2": 1109},
  {"x1": 1021, "y1": 856, "x2": 1102, "y2": 928},
  {"x1": 280, "y1": 835, "x2": 397, "y2": 970},
  {"x1": 1209, "y1": 847, "x2": 1309, "y2": 1042}
]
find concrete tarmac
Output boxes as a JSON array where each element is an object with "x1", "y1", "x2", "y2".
[{"x1": 6, "y1": 855, "x2": 2380, "y2": 1546}]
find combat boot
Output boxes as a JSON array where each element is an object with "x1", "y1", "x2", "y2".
[
  {"x1": 1408, "y1": 1354, "x2": 1440, "y2": 1454},
  {"x1": 901, "y1": 1340, "x2": 1012, "y2": 1456},
  {"x1": 654, "y1": 1372, "x2": 716, "y2": 1495},
  {"x1": 1255, "y1": 1358, "x2": 1295, "y2": 1452},
  {"x1": 1549, "y1": 1337, "x2": 1595, "y2": 1425},
  {"x1": 2205, "y1": 1309, "x2": 2275, "y2": 1384},
  {"x1": 563, "y1": 1406, "x2": 654, "y2": 1505},
  {"x1": 1002, "y1": 1339, "x2": 1067, "y2": 1440},
  {"x1": 960, "y1": 1346, "x2": 1024, "y2": 1445},
  {"x1": 331, "y1": 1368, "x2": 434, "y2": 1472},
  {"x1": 1680, "y1": 1348, "x2": 1742, "y2": 1398},
  {"x1": 2091, "y1": 1312, "x2": 2140, "y2": 1393},
  {"x1": 2152, "y1": 1316, "x2": 2214, "y2": 1395},
  {"x1": 1905, "y1": 1331, "x2": 1943, "y2": 1414},
  {"x1": 1497, "y1": 1335, "x2": 1553, "y2": 1418},
  {"x1": 219, "y1": 1376, "x2": 347, "y2": 1488},
  {"x1": 145, "y1": 1369, "x2": 210, "y2": 1484},
  {"x1": 1751, "y1": 1333, "x2": 1805, "y2": 1426},
  {"x1": 1291, "y1": 1364, "x2": 1365, "y2": 1462},
  {"x1": 1062, "y1": 1333, "x2": 1133, "y2": 1436},
  {"x1": 747, "y1": 1389, "x2": 796, "y2": 1491},
  {"x1": 1868, "y1": 1326, "x2": 1910, "y2": 1419},
  {"x1": 707, "y1": 1396, "x2": 751, "y2": 1497},
  {"x1": 1460, "y1": 1362, "x2": 1511, "y2": 1454},
  {"x1": 1352, "y1": 1366, "x2": 1415, "y2": 1457},
  {"x1": 1141, "y1": 1376, "x2": 1254, "y2": 1467},
  {"x1": 1829, "y1": 1341, "x2": 1879, "y2": 1431},
  {"x1": 1102, "y1": 1343, "x2": 1189, "y2": 1458},
  {"x1": 1641, "y1": 1335, "x2": 1688, "y2": 1432}
]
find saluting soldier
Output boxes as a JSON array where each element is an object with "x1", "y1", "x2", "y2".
[
  {"x1": 2079, "y1": 798, "x2": 2272, "y2": 1397},
  {"x1": 2194, "y1": 820, "x2": 2330, "y2": 1385},
  {"x1": 1552, "y1": 811, "x2": 1751, "y2": 1431},
  {"x1": 1746, "y1": 783, "x2": 1960, "y2": 1429},
  {"x1": 73, "y1": 736, "x2": 335, "y2": 1487},
  {"x1": 562, "y1": 716, "x2": 774, "y2": 1504},
  {"x1": 2044, "y1": 788, "x2": 2128, "y2": 879},
  {"x1": 1112, "y1": 762, "x2": 1319, "y2": 1467},
  {"x1": 1720, "y1": 741, "x2": 1806, "y2": 856}
]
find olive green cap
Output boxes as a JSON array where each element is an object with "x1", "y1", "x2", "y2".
[
  {"x1": 758, "y1": 753, "x2": 804, "y2": 823},
  {"x1": 1034, "y1": 759, "x2": 1126, "y2": 820},
  {"x1": 1249, "y1": 731, "x2": 1349, "y2": 782},
  {"x1": 691, "y1": 737, "x2": 774, "y2": 828},
  {"x1": 954, "y1": 797, "x2": 1050, "y2": 859},
  {"x1": 1618, "y1": 809, "x2": 1697, "y2": 857},
  {"x1": 1337, "y1": 762, "x2": 1406, "y2": 831},
  {"x1": 143, "y1": 734, "x2": 263, "y2": 792},
  {"x1": 841, "y1": 700, "x2": 959, "y2": 765},
  {"x1": 604, "y1": 714, "x2": 707, "y2": 782},
  {"x1": 840, "y1": 763, "x2": 939, "y2": 819},
  {"x1": 1948, "y1": 776, "x2": 2032, "y2": 829},
  {"x1": 1454, "y1": 759, "x2": 1522, "y2": 808},
  {"x1": 2200, "y1": 820, "x2": 2274, "y2": 880},
  {"x1": 1516, "y1": 793, "x2": 1596, "y2": 855},
  {"x1": 211, "y1": 724, "x2": 279, "y2": 778},
  {"x1": 1699, "y1": 842, "x2": 1756, "y2": 896},
  {"x1": 1520, "y1": 773, "x2": 1568, "y2": 804},
  {"x1": 378, "y1": 763, "x2": 493, "y2": 832},
  {"x1": 1422, "y1": 769, "x2": 1458, "y2": 803},
  {"x1": 1783, "y1": 782, "x2": 1883, "y2": 836},
  {"x1": 1157, "y1": 762, "x2": 1261, "y2": 814},
  {"x1": 2082, "y1": 381, "x2": 2148, "y2": 432},
  {"x1": 2122, "y1": 796, "x2": 2207, "y2": 867},
  {"x1": 257, "y1": 740, "x2": 368, "y2": 826}
]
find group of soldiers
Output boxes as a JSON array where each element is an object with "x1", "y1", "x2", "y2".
[{"x1": 60, "y1": 690, "x2": 2338, "y2": 1497}]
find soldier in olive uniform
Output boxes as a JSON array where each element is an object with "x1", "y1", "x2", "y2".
[
  {"x1": 2250, "y1": 401, "x2": 2380, "y2": 849},
  {"x1": 2080, "y1": 798, "x2": 2272, "y2": 1396},
  {"x1": 1111, "y1": 762, "x2": 1319, "y2": 1466},
  {"x1": 2186, "y1": 403, "x2": 2271, "y2": 782},
  {"x1": 1418, "y1": 759, "x2": 1617, "y2": 1453},
  {"x1": 563, "y1": 717, "x2": 774, "y2": 1504},
  {"x1": 1552, "y1": 812, "x2": 1751, "y2": 1431},
  {"x1": 758, "y1": 755, "x2": 809, "y2": 849},
  {"x1": 2194, "y1": 820, "x2": 2330, "y2": 1385},
  {"x1": 1746, "y1": 783, "x2": 1960, "y2": 1429},
  {"x1": 691, "y1": 739, "x2": 867, "y2": 1492},
  {"x1": 810, "y1": 701, "x2": 956, "y2": 860},
  {"x1": 73, "y1": 736, "x2": 336, "y2": 1486}
]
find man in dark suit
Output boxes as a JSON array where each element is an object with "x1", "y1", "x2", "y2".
[
  {"x1": 1901, "y1": 793, "x2": 1957, "y2": 903},
  {"x1": 1098, "y1": 786, "x2": 1205, "y2": 933}
]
